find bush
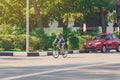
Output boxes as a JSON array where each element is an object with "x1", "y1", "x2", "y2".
[
  {"x1": 67, "y1": 36, "x2": 79, "y2": 50},
  {"x1": 63, "y1": 27, "x2": 72, "y2": 42},
  {"x1": 0, "y1": 24, "x2": 26, "y2": 51},
  {"x1": 81, "y1": 35, "x2": 91, "y2": 40},
  {"x1": 38, "y1": 36, "x2": 49, "y2": 51},
  {"x1": 29, "y1": 36, "x2": 40, "y2": 51},
  {"x1": 30, "y1": 28, "x2": 49, "y2": 51},
  {"x1": 78, "y1": 36, "x2": 86, "y2": 50},
  {"x1": 0, "y1": 35, "x2": 15, "y2": 50},
  {"x1": 0, "y1": 26, "x2": 98, "y2": 51},
  {"x1": 17, "y1": 34, "x2": 26, "y2": 51},
  {"x1": 15, "y1": 33, "x2": 49, "y2": 51},
  {"x1": 48, "y1": 36, "x2": 56, "y2": 51},
  {"x1": 67, "y1": 33, "x2": 79, "y2": 50},
  {"x1": 0, "y1": 34, "x2": 26, "y2": 51},
  {"x1": 113, "y1": 31, "x2": 120, "y2": 38},
  {"x1": 90, "y1": 28, "x2": 100, "y2": 36}
]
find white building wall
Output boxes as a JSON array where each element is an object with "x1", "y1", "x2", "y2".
[
  {"x1": 44, "y1": 20, "x2": 115, "y2": 35},
  {"x1": 107, "y1": 21, "x2": 114, "y2": 33},
  {"x1": 44, "y1": 20, "x2": 63, "y2": 35},
  {"x1": 44, "y1": 21, "x2": 79, "y2": 35}
]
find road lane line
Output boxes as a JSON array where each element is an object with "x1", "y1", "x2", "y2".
[{"x1": 1, "y1": 62, "x2": 111, "y2": 80}]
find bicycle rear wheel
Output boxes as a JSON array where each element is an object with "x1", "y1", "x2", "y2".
[{"x1": 52, "y1": 50, "x2": 59, "y2": 58}]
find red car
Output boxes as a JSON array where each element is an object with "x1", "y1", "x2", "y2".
[{"x1": 84, "y1": 33, "x2": 120, "y2": 53}]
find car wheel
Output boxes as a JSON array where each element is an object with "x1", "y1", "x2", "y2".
[
  {"x1": 101, "y1": 45, "x2": 107, "y2": 53},
  {"x1": 116, "y1": 45, "x2": 120, "y2": 52}
]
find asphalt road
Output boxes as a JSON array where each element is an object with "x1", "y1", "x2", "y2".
[{"x1": 0, "y1": 53, "x2": 120, "y2": 80}]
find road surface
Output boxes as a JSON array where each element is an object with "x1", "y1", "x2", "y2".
[{"x1": 0, "y1": 53, "x2": 120, "y2": 80}]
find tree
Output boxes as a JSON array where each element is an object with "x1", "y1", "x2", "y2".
[
  {"x1": 0, "y1": 0, "x2": 116, "y2": 33},
  {"x1": 0, "y1": 0, "x2": 26, "y2": 27},
  {"x1": 77, "y1": 0, "x2": 115, "y2": 33},
  {"x1": 115, "y1": 0, "x2": 120, "y2": 35},
  {"x1": 32, "y1": 0, "x2": 43, "y2": 28}
]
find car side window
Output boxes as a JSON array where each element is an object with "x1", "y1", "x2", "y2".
[
  {"x1": 106, "y1": 35, "x2": 110, "y2": 40},
  {"x1": 110, "y1": 34, "x2": 113, "y2": 39},
  {"x1": 112, "y1": 34, "x2": 116, "y2": 39},
  {"x1": 106, "y1": 34, "x2": 112, "y2": 40}
]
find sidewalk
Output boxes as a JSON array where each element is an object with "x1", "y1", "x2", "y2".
[
  {"x1": 0, "y1": 50, "x2": 117, "y2": 57},
  {"x1": 0, "y1": 50, "x2": 85, "y2": 57}
]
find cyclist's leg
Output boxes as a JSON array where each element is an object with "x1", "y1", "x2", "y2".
[
  {"x1": 60, "y1": 43, "x2": 65, "y2": 53},
  {"x1": 56, "y1": 44, "x2": 60, "y2": 49}
]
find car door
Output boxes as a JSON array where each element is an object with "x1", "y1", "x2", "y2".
[
  {"x1": 106, "y1": 34, "x2": 113, "y2": 49},
  {"x1": 112, "y1": 34, "x2": 119, "y2": 48}
]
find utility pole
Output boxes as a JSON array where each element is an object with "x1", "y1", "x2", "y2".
[{"x1": 26, "y1": 0, "x2": 29, "y2": 52}]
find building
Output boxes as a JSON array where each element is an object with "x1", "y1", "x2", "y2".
[{"x1": 44, "y1": 20, "x2": 115, "y2": 35}]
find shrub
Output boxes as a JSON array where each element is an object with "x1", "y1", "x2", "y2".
[
  {"x1": 113, "y1": 31, "x2": 120, "y2": 38},
  {"x1": 81, "y1": 35, "x2": 92, "y2": 40},
  {"x1": 48, "y1": 36, "x2": 56, "y2": 50},
  {"x1": 0, "y1": 35, "x2": 15, "y2": 50},
  {"x1": 29, "y1": 36, "x2": 40, "y2": 51},
  {"x1": 90, "y1": 28, "x2": 100, "y2": 36},
  {"x1": 63, "y1": 27, "x2": 72, "y2": 42},
  {"x1": 17, "y1": 34, "x2": 26, "y2": 51},
  {"x1": 67, "y1": 35, "x2": 79, "y2": 50},
  {"x1": 39, "y1": 36, "x2": 49, "y2": 51},
  {"x1": 31, "y1": 28, "x2": 49, "y2": 51},
  {"x1": 78, "y1": 36, "x2": 86, "y2": 50}
]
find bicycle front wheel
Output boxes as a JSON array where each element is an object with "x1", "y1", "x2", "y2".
[
  {"x1": 62, "y1": 50, "x2": 68, "y2": 58},
  {"x1": 52, "y1": 50, "x2": 59, "y2": 58}
]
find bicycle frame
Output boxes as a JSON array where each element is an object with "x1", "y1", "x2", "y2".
[{"x1": 52, "y1": 43, "x2": 67, "y2": 58}]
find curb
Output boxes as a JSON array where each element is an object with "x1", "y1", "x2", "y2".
[
  {"x1": 0, "y1": 52, "x2": 13, "y2": 56},
  {"x1": 0, "y1": 50, "x2": 85, "y2": 57}
]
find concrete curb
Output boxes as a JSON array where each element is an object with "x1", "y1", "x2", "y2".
[
  {"x1": 0, "y1": 50, "x2": 85, "y2": 57},
  {"x1": 0, "y1": 52, "x2": 13, "y2": 56}
]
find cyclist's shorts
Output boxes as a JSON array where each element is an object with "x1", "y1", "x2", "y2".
[{"x1": 60, "y1": 42, "x2": 65, "y2": 46}]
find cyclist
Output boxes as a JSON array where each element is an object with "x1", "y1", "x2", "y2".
[{"x1": 52, "y1": 33, "x2": 65, "y2": 54}]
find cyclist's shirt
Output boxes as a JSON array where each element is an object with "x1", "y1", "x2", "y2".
[{"x1": 55, "y1": 36, "x2": 65, "y2": 46}]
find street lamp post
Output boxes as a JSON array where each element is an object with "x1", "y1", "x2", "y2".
[{"x1": 26, "y1": 0, "x2": 29, "y2": 52}]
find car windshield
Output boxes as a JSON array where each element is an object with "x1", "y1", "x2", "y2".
[{"x1": 92, "y1": 34, "x2": 106, "y2": 40}]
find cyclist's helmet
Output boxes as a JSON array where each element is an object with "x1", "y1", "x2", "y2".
[{"x1": 56, "y1": 33, "x2": 60, "y2": 38}]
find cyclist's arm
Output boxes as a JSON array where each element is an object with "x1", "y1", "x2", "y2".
[
  {"x1": 58, "y1": 38, "x2": 62, "y2": 45},
  {"x1": 53, "y1": 38, "x2": 57, "y2": 44}
]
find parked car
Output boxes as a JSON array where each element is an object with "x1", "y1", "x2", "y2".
[{"x1": 84, "y1": 33, "x2": 120, "y2": 53}]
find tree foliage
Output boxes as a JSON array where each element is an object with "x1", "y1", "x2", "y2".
[
  {"x1": 0, "y1": 0, "x2": 26, "y2": 27},
  {"x1": 0, "y1": 0, "x2": 117, "y2": 51},
  {"x1": 0, "y1": 0, "x2": 116, "y2": 32}
]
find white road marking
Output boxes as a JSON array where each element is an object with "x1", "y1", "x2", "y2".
[{"x1": 1, "y1": 62, "x2": 111, "y2": 80}]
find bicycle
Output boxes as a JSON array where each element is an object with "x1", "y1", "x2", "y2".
[{"x1": 52, "y1": 43, "x2": 68, "y2": 58}]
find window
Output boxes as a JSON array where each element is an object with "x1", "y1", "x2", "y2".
[
  {"x1": 112, "y1": 34, "x2": 117, "y2": 39},
  {"x1": 106, "y1": 34, "x2": 113, "y2": 40},
  {"x1": 92, "y1": 34, "x2": 106, "y2": 40}
]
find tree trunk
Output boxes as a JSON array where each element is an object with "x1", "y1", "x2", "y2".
[
  {"x1": 116, "y1": 4, "x2": 120, "y2": 35},
  {"x1": 32, "y1": 0, "x2": 43, "y2": 28},
  {"x1": 100, "y1": 7, "x2": 106, "y2": 33}
]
